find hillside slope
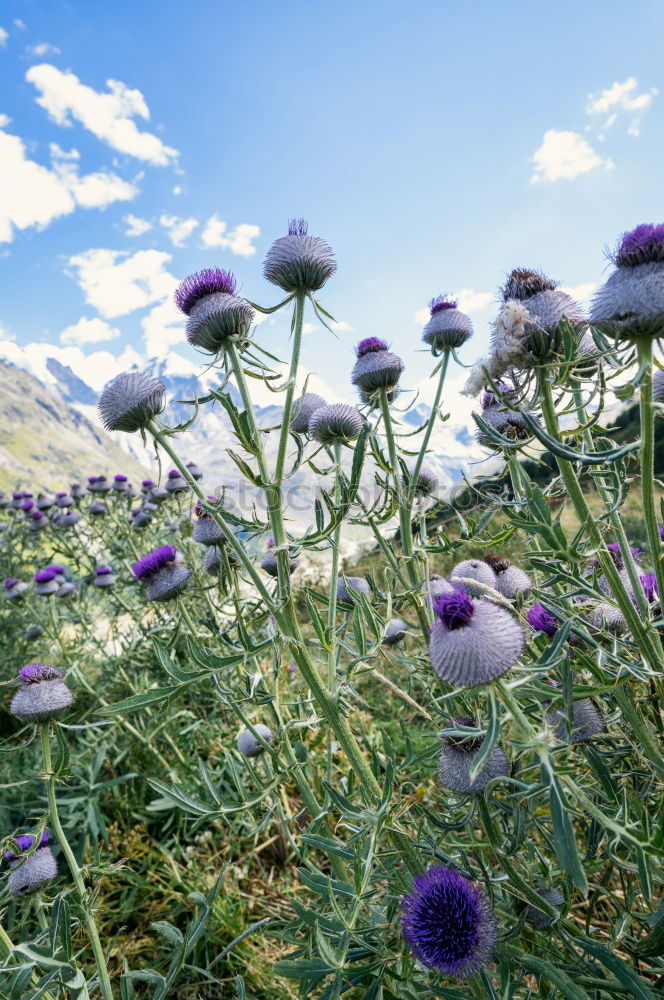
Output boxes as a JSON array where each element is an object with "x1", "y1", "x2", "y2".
[{"x1": 0, "y1": 361, "x2": 149, "y2": 491}]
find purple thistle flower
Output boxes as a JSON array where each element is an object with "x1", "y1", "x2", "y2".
[
  {"x1": 290, "y1": 392, "x2": 327, "y2": 434},
  {"x1": 174, "y1": 267, "x2": 238, "y2": 314},
  {"x1": 660, "y1": 524, "x2": 664, "y2": 541},
  {"x1": 401, "y1": 864, "x2": 497, "y2": 978},
  {"x1": 4, "y1": 578, "x2": 19, "y2": 590},
  {"x1": 613, "y1": 223, "x2": 664, "y2": 268},
  {"x1": 429, "y1": 295, "x2": 458, "y2": 314},
  {"x1": 142, "y1": 479, "x2": 154, "y2": 488},
  {"x1": 47, "y1": 566, "x2": 65, "y2": 575},
  {"x1": 20, "y1": 500, "x2": 34, "y2": 512},
  {"x1": 355, "y1": 337, "x2": 388, "y2": 356},
  {"x1": 11, "y1": 664, "x2": 72, "y2": 721},
  {"x1": 308, "y1": 403, "x2": 364, "y2": 444},
  {"x1": 19, "y1": 664, "x2": 62, "y2": 683},
  {"x1": 638, "y1": 573, "x2": 658, "y2": 604},
  {"x1": 95, "y1": 567, "x2": 113, "y2": 576},
  {"x1": 4, "y1": 830, "x2": 49, "y2": 862},
  {"x1": 132, "y1": 545, "x2": 177, "y2": 579},
  {"x1": 34, "y1": 570, "x2": 56, "y2": 584},
  {"x1": 88, "y1": 476, "x2": 98, "y2": 484},
  {"x1": 114, "y1": 474, "x2": 128, "y2": 482},
  {"x1": 263, "y1": 218, "x2": 336, "y2": 292},
  {"x1": 433, "y1": 587, "x2": 474, "y2": 630},
  {"x1": 56, "y1": 492, "x2": 67, "y2": 498},
  {"x1": 527, "y1": 603, "x2": 559, "y2": 637}
]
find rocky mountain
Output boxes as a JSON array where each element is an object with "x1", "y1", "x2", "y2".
[{"x1": 0, "y1": 360, "x2": 149, "y2": 492}]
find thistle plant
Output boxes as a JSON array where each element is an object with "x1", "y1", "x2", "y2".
[{"x1": 1, "y1": 219, "x2": 663, "y2": 999}]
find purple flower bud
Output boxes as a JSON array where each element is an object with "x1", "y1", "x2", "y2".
[
  {"x1": 263, "y1": 219, "x2": 336, "y2": 292},
  {"x1": 430, "y1": 588, "x2": 523, "y2": 686},
  {"x1": 34, "y1": 569, "x2": 59, "y2": 594},
  {"x1": 401, "y1": 864, "x2": 497, "y2": 978},
  {"x1": 351, "y1": 339, "x2": 403, "y2": 394},
  {"x1": 55, "y1": 492, "x2": 74, "y2": 507},
  {"x1": 36, "y1": 494, "x2": 54, "y2": 510},
  {"x1": 402, "y1": 465, "x2": 439, "y2": 498},
  {"x1": 483, "y1": 556, "x2": 531, "y2": 599},
  {"x1": 438, "y1": 716, "x2": 509, "y2": 795},
  {"x1": 93, "y1": 566, "x2": 115, "y2": 588},
  {"x1": 4, "y1": 578, "x2": 28, "y2": 599},
  {"x1": 10, "y1": 664, "x2": 73, "y2": 721},
  {"x1": 382, "y1": 617, "x2": 408, "y2": 645},
  {"x1": 175, "y1": 268, "x2": 237, "y2": 312},
  {"x1": 422, "y1": 297, "x2": 473, "y2": 350},
  {"x1": 186, "y1": 461, "x2": 203, "y2": 481},
  {"x1": 637, "y1": 572, "x2": 658, "y2": 604},
  {"x1": 289, "y1": 392, "x2": 327, "y2": 434},
  {"x1": 57, "y1": 508, "x2": 81, "y2": 528},
  {"x1": 524, "y1": 887, "x2": 565, "y2": 929},
  {"x1": 527, "y1": 603, "x2": 559, "y2": 637},
  {"x1": 4, "y1": 830, "x2": 49, "y2": 861},
  {"x1": 98, "y1": 371, "x2": 166, "y2": 433},
  {"x1": 591, "y1": 224, "x2": 664, "y2": 338},
  {"x1": 336, "y1": 576, "x2": 372, "y2": 603},
  {"x1": 308, "y1": 403, "x2": 364, "y2": 444},
  {"x1": 89, "y1": 500, "x2": 108, "y2": 515},
  {"x1": 175, "y1": 268, "x2": 253, "y2": 352},
  {"x1": 24, "y1": 624, "x2": 45, "y2": 641},
  {"x1": 193, "y1": 499, "x2": 227, "y2": 545},
  {"x1": 260, "y1": 540, "x2": 299, "y2": 577},
  {"x1": 236, "y1": 723, "x2": 274, "y2": 757},
  {"x1": 548, "y1": 697, "x2": 605, "y2": 744},
  {"x1": 20, "y1": 500, "x2": 34, "y2": 512},
  {"x1": 132, "y1": 545, "x2": 191, "y2": 601}
]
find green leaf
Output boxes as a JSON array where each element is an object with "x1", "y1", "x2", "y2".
[
  {"x1": 507, "y1": 947, "x2": 590, "y2": 1000},
  {"x1": 273, "y1": 958, "x2": 334, "y2": 981},
  {"x1": 147, "y1": 779, "x2": 215, "y2": 816},
  {"x1": 540, "y1": 757, "x2": 588, "y2": 893},
  {"x1": 98, "y1": 686, "x2": 180, "y2": 715},
  {"x1": 578, "y1": 937, "x2": 656, "y2": 1000},
  {"x1": 469, "y1": 689, "x2": 500, "y2": 783}
]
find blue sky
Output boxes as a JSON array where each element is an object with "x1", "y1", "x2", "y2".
[{"x1": 0, "y1": 0, "x2": 662, "y2": 399}]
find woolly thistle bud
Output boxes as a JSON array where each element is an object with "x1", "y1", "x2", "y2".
[
  {"x1": 175, "y1": 268, "x2": 254, "y2": 352},
  {"x1": 36, "y1": 494, "x2": 54, "y2": 510},
  {"x1": 289, "y1": 393, "x2": 327, "y2": 434},
  {"x1": 92, "y1": 567, "x2": 115, "y2": 589},
  {"x1": 263, "y1": 219, "x2": 336, "y2": 292},
  {"x1": 401, "y1": 864, "x2": 497, "y2": 978},
  {"x1": 3, "y1": 578, "x2": 28, "y2": 599},
  {"x1": 89, "y1": 500, "x2": 108, "y2": 516},
  {"x1": 132, "y1": 545, "x2": 191, "y2": 602},
  {"x1": 236, "y1": 723, "x2": 274, "y2": 757},
  {"x1": 98, "y1": 372, "x2": 165, "y2": 434},
  {"x1": 130, "y1": 509, "x2": 151, "y2": 529},
  {"x1": 88, "y1": 476, "x2": 109, "y2": 492},
  {"x1": 112, "y1": 474, "x2": 130, "y2": 493},
  {"x1": 57, "y1": 582, "x2": 77, "y2": 599},
  {"x1": 475, "y1": 398, "x2": 535, "y2": 450},
  {"x1": 548, "y1": 697, "x2": 606, "y2": 744},
  {"x1": 308, "y1": 403, "x2": 364, "y2": 444},
  {"x1": 422, "y1": 296, "x2": 474, "y2": 351},
  {"x1": 55, "y1": 492, "x2": 74, "y2": 507},
  {"x1": 186, "y1": 461, "x2": 203, "y2": 480},
  {"x1": 483, "y1": 556, "x2": 532, "y2": 599},
  {"x1": 653, "y1": 370, "x2": 664, "y2": 403},
  {"x1": 429, "y1": 587, "x2": 523, "y2": 686},
  {"x1": 5, "y1": 832, "x2": 58, "y2": 898},
  {"x1": 24, "y1": 624, "x2": 45, "y2": 642},
  {"x1": 165, "y1": 469, "x2": 188, "y2": 493},
  {"x1": 10, "y1": 664, "x2": 73, "y2": 722},
  {"x1": 70, "y1": 483, "x2": 86, "y2": 499},
  {"x1": 524, "y1": 888, "x2": 565, "y2": 929},
  {"x1": 587, "y1": 602, "x2": 627, "y2": 635},
  {"x1": 193, "y1": 498, "x2": 227, "y2": 545},
  {"x1": 351, "y1": 338, "x2": 404, "y2": 395},
  {"x1": 402, "y1": 465, "x2": 439, "y2": 498},
  {"x1": 149, "y1": 486, "x2": 169, "y2": 503},
  {"x1": 33, "y1": 570, "x2": 59, "y2": 596},
  {"x1": 382, "y1": 617, "x2": 408, "y2": 645},
  {"x1": 202, "y1": 545, "x2": 223, "y2": 574},
  {"x1": 260, "y1": 538, "x2": 300, "y2": 578},
  {"x1": 590, "y1": 224, "x2": 664, "y2": 339},
  {"x1": 450, "y1": 559, "x2": 497, "y2": 597},
  {"x1": 336, "y1": 576, "x2": 372, "y2": 604},
  {"x1": 438, "y1": 717, "x2": 509, "y2": 795},
  {"x1": 57, "y1": 508, "x2": 81, "y2": 528},
  {"x1": 29, "y1": 511, "x2": 49, "y2": 532}
]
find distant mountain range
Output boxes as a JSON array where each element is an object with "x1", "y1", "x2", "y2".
[{"x1": 0, "y1": 348, "x2": 487, "y2": 524}]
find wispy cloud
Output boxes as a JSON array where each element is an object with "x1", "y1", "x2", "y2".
[
  {"x1": 60, "y1": 316, "x2": 122, "y2": 345},
  {"x1": 200, "y1": 215, "x2": 260, "y2": 256},
  {"x1": 26, "y1": 42, "x2": 61, "y2": 57},
  {"x1": 159, "y1": 213, "x2": 198, "y2": 247},
  {"x1": 124, "y1": 213, "x2": 153, "y2": 237},
  {"x1": 586, "y1": 77, "x2": 658, "y2": 136},
  {"x1": 531, "y1": 129, "x2": 613, "y2": 184},
  {"x1": 0, "y1": 27, "x2": 8, "y2": 46},
  {"x1": 66, "y1": 247, "x2": 175, "y2": 318},
  {"x1": 26, "y1": 63, "x2": 179, "y2": 166}
]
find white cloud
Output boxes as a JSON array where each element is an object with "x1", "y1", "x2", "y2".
[
  {"x1": 13, "y1": 19, "x2": 26, "y2": 30},
  {"x1": 172, "y1": 184, "x2": 182, "y2": 196},
  {"x1": 531, "y1": 129, "x2": 613, "y2": 183},
  {"x1": 331, "y1": 319, "x2": 353, "y2": 332},
  {"x1": 562, "y1": 282, "x2": 597, "y2": 306},
  {"x1": 67, "y1": 247, "x2": 176, "y2": 318},
  {"x1": 586, "y1": 77, "x2": 657, "y2": 135},
  {"x1": 26, "y1": 63, "x2": 178, "y2": 166},
  {"x1": 159, "y1": 213, "x2": 198, "y2": 247},
  {"x1": 141, "y1": 297, "x2": 185, "y2": 356},
  {"x1": 0, "y1": 339, "x2": 144, "y2": 391},
  {"x1": 200, "y1": 215, "x2": 260, "y2": 256},
  {"x1": 0, "y1": 124, "x2": 138, "y2": 243},
  {"x1": 27, "y1": 42, "x2": 60, "y2": 57},
  {"x1": 60, "y1": 316, "x2": 122, "y2": 346},
  {"x1": 413, "y1": 289, "x2": 493, "y2": 325},
  {"x1": 49, "y1": 142, "x2": 79, "y2": 161},
  {"x1": 0, "y1": 27, "x2": 7, "y2": 46},
  {"x1": 0, "y1": 114, "x2": 11, "y2": 127},
  {"x1": 124, "y1": 213, "x2": 152, "y2": 237}
]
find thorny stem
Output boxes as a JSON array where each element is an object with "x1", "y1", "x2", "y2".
[
  {"x1": 40, "y1": 723, "x2": 114, "y2": 1000},
  {"x1": 636, "y1": 337, "x2": 664, "y2": 617}
]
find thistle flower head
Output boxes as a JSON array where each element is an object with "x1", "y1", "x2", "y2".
[
  {"x1": 438, "y1": 719, "x2": 509, "y2": 794},
  {"x1": 4, "y1": 830, "x2": 49, "y2": 861},
  {"x1": 98, "y1": 371, "x2": 166, "y2": 433},
  {"x1": 289, "y1": 392, "x2": 326, "y2": 433},
  {"x1": 174, "y1": 267, "x2": 238, "y2": 314},
  {"x1": 383, "y1": 617, "x2": 408, "y2": 645},
  {"x1": 4, "y1": 578, "x2": 19, "y2": 590},
  {"x1": 237, "y1": 723, "x2": 274, "y2": 757},
  {"x1": 34, "y1": 570, "x2": 56, "y2": 584},
  {"x1": 19, "y1": 664, "x2": 62, "y2": 683},
  {"x1": 401, "y1": 864, "x2": 497, "y2": 978},
  {"x1": 429, "y1": 295, "x2": 458, "y2": 314},
  {"x1": 336, "y1": 576, "x2": 372, "y2": 603},
  {"x1": 524, "y1": 888, "x2": 565, "y2": 929},
  {"x1": 308, "y1": 403, "x2": 364, "y2": 444},
  {"x1": 443, "y1": 716, "x2": 483, "y2": 753},
  {"x1": 483, "y1": 553, "x2": 510, "y2": 573},
  {"x1": 502, "y1": 268, "x2": 557, "y2": 302},
  {"x1": 527, "y1": 603, "x2": 559, "y2": 637},
  {"x1": 613, "y1": 223, "x2": 664, "y2": 268},
  {"x1": 355, "y1": 337, "x2": 388, "y2": 356},
  {"x1": 95, "y1": 566, "x2": 113, "y2": 576},
  {"x1": 263, "y1": 218, "x2": 336, "y2": 292},
  {"x1": 114, "y1": 474, "x2": 128, "y2": 483},
  {"x1": 450, "y1": 558, "x2": 497, "y2": 596},
  {"x1": 433, "y1": 587, "x2": 474, "y2": 629},
  {"x1": 132, "y1": 545, "x2": 177, "y2": 580},
  {"x1": 480, "y1": 383, "x2": 515, "y2": 408},
  {"x1": 638, "y1": 572, "x2": 658, "y2": 604}
]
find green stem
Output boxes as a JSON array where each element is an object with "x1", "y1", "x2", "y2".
[
  {"x1": 406, "y1": 349, "x2": 450, "y2": 507},
  {"x1": 40, "y1": 724, "x2": 114, "y2": 1000},
  {"x1": 636, "y1": 338, "x2": 664, "y2": 609},
  {"x1": 327, "y1": 439, "x2": 342, "y2": 783},
  {"x1": 539, "y1": 372, "x2": 663, "y2": 669}
]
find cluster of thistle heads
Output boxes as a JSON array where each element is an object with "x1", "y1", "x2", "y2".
[{"x1": 5, "y1": 219, "x2": 664, "y2": 975}]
